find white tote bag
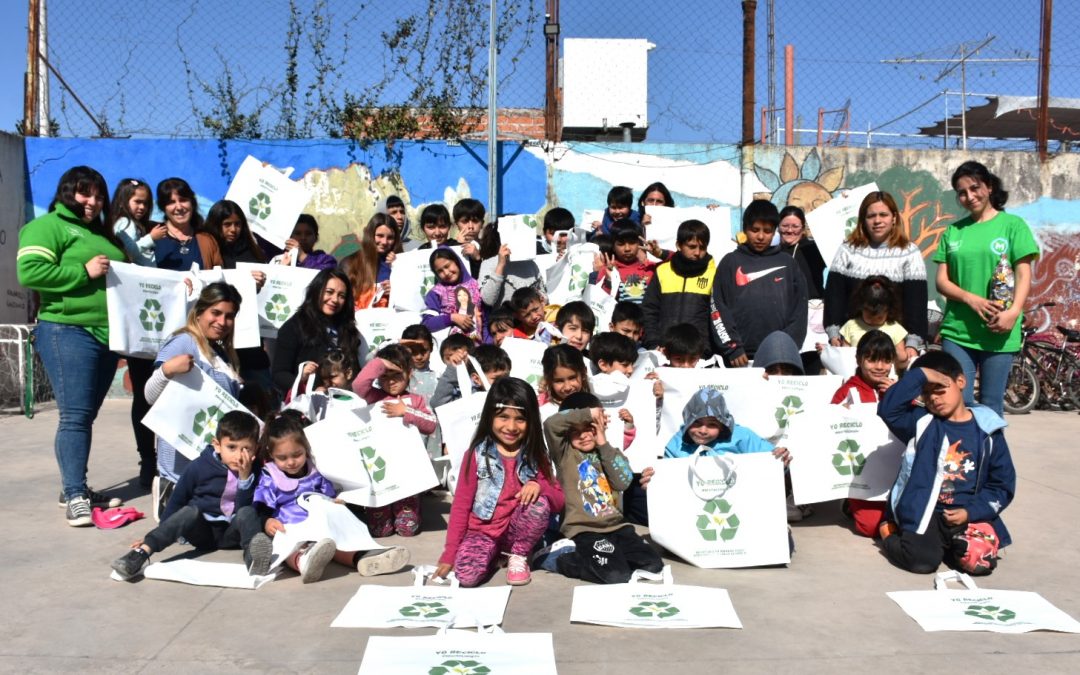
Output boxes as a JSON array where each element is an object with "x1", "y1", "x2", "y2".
[
  {"x1": 223, "y1": 155, "x2": 313, "y2": 248},
  {"x1": 805, "y1": 182, "x2": 880, "y2": 268},
  {"x1": 786, "y1": 403, "x2": 904, "y2": 505},
  {"x1": 235, "y1": 260, "x2": 319, "y2": 338},
  {"x1": 768, "y1": 374, "x2": 843, "y2": 441},
  {"x1": 131, "y1": 560, "x2": 275, "y2": 590},
  {"x1": 355, "y1": 307, "x2": 421, "y2": 362},
  {"x1": 106, "y1": 262, "x2": 190, "y2": 358},
  {"x1": 570, "y1": 565, "x2": 742, "y2": 629},
  {"x1": 497, "y1": 214, "x2": 539, "y2": 261},
  {"x1": 648, "y1": 451, "x2": 790, "y2": 569},
  {"x1": 819, "y1": 344, "x2": 858, "y2": 378},
  {"x1": 581, "y1": 267, "x2": 619, "y2": 330},
  {"x1": 887, "y1": 571, "x2": 1080, "y2": 634},
  {"x1": 590, "y1": 373, "x2": 659, "y2": 473},
  {"x1": 545, "y1": 242, "x2": 598, "y2": 305},
  {"x1": 306, "y1": 407, "x2": 439, "y2": 507},
  {"x1": 389, "y1": 247, "x2": 469, "y2": 313},
  {"x1": 435, "y1": 357, "x2": 491, "y2": 494},
  {"x1": 141, "y1": 368, "x2": 259, "y2": 461},
  {"x1": 333, "y1": 566, "x2": 511, "y2": 629},
  {"x1": 500, "y1": 336, "x2": 548, "y2": 392},
  {"x1": 655, "y1": 367, "x2": 778, "y2": 447},
  {"x1": 359, "y1": 627, "x2": 557, "y2": 675},
  {"x1": 269, "y1": 493, "x2": 384, "y2": 571},
  {"x1": 193, "y1": 266, "x2": 261, "y2": 349}
]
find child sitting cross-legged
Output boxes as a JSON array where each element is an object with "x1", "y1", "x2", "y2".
[
  {"x1": 876, "y1": 351, "x2": 1015, "y2": 575},
  {"x1": 538, "y1": 392, "x2": 664, "y2": 584},
  {"x1": 435, "y1": 377, "x2": 564, "y2": 587},
  {"x1": 254, "y1": 411, "x2": 410, "y2": 582},
  {"x1": 111, "y1": 411, "x2": 270, "y2": 580}
]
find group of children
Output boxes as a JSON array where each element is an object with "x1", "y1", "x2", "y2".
[{"x1": 110, "y1": 184, "x2": 1016, "y2": 590}]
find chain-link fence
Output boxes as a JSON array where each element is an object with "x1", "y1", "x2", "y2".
[{"x1": 33, "y1": 1, "x2": 1080, "y2": 150}]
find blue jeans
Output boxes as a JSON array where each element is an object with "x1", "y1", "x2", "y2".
[
  {"x1": 942, "y1": 339, "x2": 1014, "y2": 417},
  {"x1": 33, "y1": 321, "x2": 119, "y2": 499}
]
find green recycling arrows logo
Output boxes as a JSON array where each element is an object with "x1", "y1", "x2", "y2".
[
  {"x1": 567, "y1": 262, "x2": 585, "y2": 293},
  {"x1": 192, "y1": 406, "x2": 223, "y2": 445},
  {"x1": 429, "y1": 661, "x2": 490, "y2": 675},
  {"x1": 525, "y1": 373, "x2": 542, "y2": 389},
  {"x1": 139, "y1": 298, "x2": 166, "y2": 331},
  {"x1": 831, "y1": 439, "x2": 866, "y2": 476},
  {"x1": 964, "y1": 604, "x2": 1016, "y2": 622},
  {"x1": 696, "y1": 498, "x2": 739, "y2": 541},
  {"x1": 774, "y1": 394, "x2": 803, "y2": 429},
  {"x1": 399, "y1": 601, "x2": 450, "y2": 618},
  {"x1": 420, "y1": 270, "x2": 437, "y2": 298},
  {"x1": 248, "y1": 191, "x2": 272, "y2": 219},
  {"x1": 629, "y1": 600, "x2": 680, "y2": 619},
  {"x1": 367, "y1": 334, "x2": 386, "y2": 357},
  {"x1": 265, "y1": 293, "x2": 291, "y2": 323},
  {"x1": 360, "y1": 446, "x2": 387, "y2": 482}
]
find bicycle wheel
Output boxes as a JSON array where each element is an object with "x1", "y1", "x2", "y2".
[
  {"x1": 1003, "y1": 358, "x2": 1039, "y2": 415},
  {"x1": 1062, "y1": 356, "x2": 1080, "y2": 411}
]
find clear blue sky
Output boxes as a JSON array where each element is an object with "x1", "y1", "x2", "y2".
[{"x1": 2, "y1": 1, "x2": 1077, "y2": 148}]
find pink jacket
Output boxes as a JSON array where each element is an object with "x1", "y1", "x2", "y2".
[{"x1": 353, "y1": 359, "x2": 438, "y2": 435}]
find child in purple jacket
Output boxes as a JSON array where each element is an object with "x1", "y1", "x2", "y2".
[
  {"x1": 254, "y1": 411, "x2": 409, "y2": 582},
  {"x1": 284, "y1": 214, "x2": 338, "y2": 270},
  {"x1": 422, "y1": 248, "x2": 484, "y2": 343}
]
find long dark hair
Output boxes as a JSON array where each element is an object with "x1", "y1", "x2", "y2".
[
  {"x1": 468, "y1": 377, "x2": 552, "y2": 482},
  {"x1": 850, "y1": 275, "x2": 902, "y2": 323},
  {"x1": 203, "y1": 199, "x2": 266, "y2": 263},
  {"x1": 298, "y1": 268, "x2": 360, "y2": 371},
  {"x1": 951, "y1": 160, "x2": 1008, "y2": 211},
  {"x1": 50, "y1": 166, "x2": 123, "y2": 250},
  {"x1": 156, "y1": 177, "x2": 204, "y2": 230},
  {"x1": 637, "y1": 181, "x2": 675, "y2": 218},
  {"x1": 107, "y1": 178, "x2": 152, "y2": 235}
]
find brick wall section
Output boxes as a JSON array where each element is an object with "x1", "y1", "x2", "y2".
[{"x1": 345, "y1": 108, "x2": 546, "y2": 141}]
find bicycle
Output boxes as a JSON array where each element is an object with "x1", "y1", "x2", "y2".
[{"x1": 1003, "y1": 302, "x2": 1080, "y2": 414}]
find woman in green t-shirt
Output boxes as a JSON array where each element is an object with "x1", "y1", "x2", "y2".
[{"x1": 933, "y1": 161, "x2": 1039, "y2": 416}]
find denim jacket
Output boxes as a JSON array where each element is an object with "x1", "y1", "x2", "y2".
[{"x1": 471, "y1": 439, "x2": 539, "y2": 520}]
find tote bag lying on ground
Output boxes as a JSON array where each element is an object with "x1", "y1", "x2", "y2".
[
  {"x1": 305, "y1": 406, "x2": 438, "y2": 508},
  {"x1": 106, "y1": 262, "x2": 190, "y2": 358},
  {"x1": 112, "y1": 559, "x2": 276, "y2": 590},
  {"x1": 269, "y1": 493, "x2": 383, "y2": 571},
  {"x1": 224, "y1": 155, "x2": 313, "y2": 248},
  {"x1": 333, "y1": 566, "x2": 511, "y2": 629},
  {"x1": 236, "y1": 259, "x2": 319, "y2": 339},
  {"x1": 570, "y1": 565, "x2": 742, "y2": 629},
  {"x1": 887, "y1": 571, "x2": 1080, "y2": 634},
  {"x1": 359, "y1": 626, "x2": 557, "y2": 675},
  {"x1": 141, "y1": 368, "x2": 259, "y2": 461},
  {"x1": 786, "y1": 403, "x2": 905, "y2": 505},
  {"x1": 648, "y1": 450, "x2": 789, "y2": 569}
]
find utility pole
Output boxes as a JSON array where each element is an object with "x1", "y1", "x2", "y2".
[
  {"x1": 23, "y1": 0, "x2": 41, "y2": 136},
  {"x1": 1037, "y1": 0, "x2": 1053, "y2": 161},
  {"x1": 766, "y1": 0, "x2": 775, "y2": 143},
  {"x1": 741, "y1": 1, "x2": 757, "y2": 146},
  {"x1": 543, "y1": 0, "x2": 560, "y2": 142},
  {"x1": 487, "y1": 0, "x2": 498, "y2": 215}
]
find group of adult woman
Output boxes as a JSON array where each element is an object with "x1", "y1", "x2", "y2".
[{"x1": 18, "y1": 160, "x2": 1036, "y2": 527}]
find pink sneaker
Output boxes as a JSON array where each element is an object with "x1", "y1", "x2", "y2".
[{"x1": 506, "y1": 554, "x2": 531, "y2": 586}]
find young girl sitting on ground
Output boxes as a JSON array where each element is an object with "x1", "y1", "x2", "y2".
[
  {"x1": 399, "y1": 324, "x2": 441, "y2": 460},
  {"x1": 353, "y1": 344, "x2": 438, "y2": 537},
  {"x1": 435, "y1": 377, "x2": 564, "y2": 587},
  {"x1": 422, "y1": 249, "x2": 484, "y2": 343},
  {"x1": 839, "y1": 275, "x2": 910, "y2": 371},
  {"x1": 253, "y1": 411, "x2": 410, "y2": 583}
]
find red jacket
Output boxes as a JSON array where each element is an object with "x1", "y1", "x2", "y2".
[{"x1": 830, "y1": 373, "x2": 879, "y2": 405}]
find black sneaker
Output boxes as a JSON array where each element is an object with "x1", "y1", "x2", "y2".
[
  {"x1": 65, "y1": 496, "x2": 93, "y2": 527},
  {"x1": 151, "y1": 476, "x2": 175, "y2": 523},
  {"x1": 111, "y1": 548, "x2": 150, "y2": 580},
  {"x1": 245, "y1": 533, "x2": 273, "y2": 576},
  {"x1": 57, "y1": 488, "x2": 121, "y2": 509}
]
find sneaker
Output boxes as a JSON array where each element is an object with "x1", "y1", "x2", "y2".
[
  {"x1": 356, "y1": 546, "x2": 411, "y2": 577},
  {"x1": 65, "y1": 495, "x2": 93, "y2": 527},
  {"x1": 58, "y1": 488, "x2": 121, "y2": 509},
  {"x1": 506, "y1": 554, "x2": 531, "y2": 586},
  {"x1": 878, "y1": 520, "x2": 898, "y2": 540},
  {"x1": 151, "y1": 476, "x2": 174, "y2": 523},
  {"x1": 245, "y1": 533, "x2": 274, "y2": 576},
  {"x1": 111, "y1": 547, "x2": 150, "y2": 580},
  {"x1": 531, "y1": 538, "x2": 576, "y2": 572},
  {"x1": 298, "y1": 538, "x2": 336, "y2": 584},
  {"x1": 786, "y1": 496, "x2": 813, "y2": 523}
]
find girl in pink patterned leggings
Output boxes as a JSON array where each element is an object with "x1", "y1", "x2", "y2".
[
  {"x1": 435, "y1": 377, "x2": 564, "y2": 587},
  {"x1": 353, "y1": 343, "x2": 438, "y2": 537}
]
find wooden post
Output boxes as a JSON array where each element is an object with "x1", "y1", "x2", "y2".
[{"x1": 742, "y1": 1, "x2": 757, "y2": 146}]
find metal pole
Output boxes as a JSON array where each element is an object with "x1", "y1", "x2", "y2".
[
  {"x1": 741, "y1": 1, "x2": 757, "y2": 145},
  {"x1": 543, "y1": 0, "x2": 560, "y2": 142},
  {"x1": 817, "y1": 108, "x2": 823, "y2": 147},
  {"x1": 24, "y1": 0, "x2": 40, "y2": 135},
  {"x1": 36, "y1": 0, "x2": 48, "y2": 135},
  {"x1": 487, "y1": 0, "x2": 498, "y2": 215},
  {"x1": 960, "y1": 44, "x2": 968, "y2": 152},
  {"x1": 784, "y1": 44, "x2": 794, "y2": 145},
  {"x1": 1037, "y1": 0, "x2": 1053, "y2": 161},
  {"x1": 766, "y1": 0, "x2": 775, "y2": 140}
]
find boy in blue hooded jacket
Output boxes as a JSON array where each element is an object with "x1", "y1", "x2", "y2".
[
  {"x1": 877, "y1": 351, "x2": 1015, "y2": 575},
  {"x1": 664, "y1": 388, "x2": 790, "y2": 462}
]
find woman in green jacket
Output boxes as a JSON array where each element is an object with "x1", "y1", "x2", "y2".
[{"x1": 18, "y1": 166, "x2": 126, "y2": 526}]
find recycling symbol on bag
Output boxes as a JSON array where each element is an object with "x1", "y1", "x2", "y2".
[
  {"x1": 399, "y1": 601, "x2": 449, "y2": 618},
  {"x1": 367, "y1": 335, "x2": 386, "y2": 357},
  {"x1": 629, "y1": 601, "x2": 680, "y2": 619},
  {"x1": 525, "y1": 373, "x2": 542, "y2": 389},
  {"x1": 964, "y1": 604, "x2": 1016, "y2": 622},
  {"x1": 192, "y1": 406, "x2": 223, "y2": 445},
  {"x1": 774, "y1": 394, "x2": 803, "y2": 429},
  {"x1": 696, "y1": 498, "x2": 739, "y2": 541},
  {"x1": 567, "y1": 262, "x2": 585, "y2": 293},
  {"x1": 360, "y1": 446, "x2": 387, "y2": 482},
  {"x1": 248, "y1": 191, "x2": 272, "y2": 219},
  {"x1": 265, "y1": 294, "x2": 291, "y2": 323},
  {"x1": 831, "y1": 439, "x2": 866, "y2": 476},
  {"x1": 139, "y1": 298, "x2": 166, "y2": 331},
  {"x1": 420, "y1": 271, "x2": 437, "y2": 298},
  {"x1": 429, "y1": 660, "x2": 490, "y2": 675}
]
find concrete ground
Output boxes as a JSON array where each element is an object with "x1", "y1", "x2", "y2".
[{"x1": 4, "y1": 400, "x2": 1080, "y2": 674}]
